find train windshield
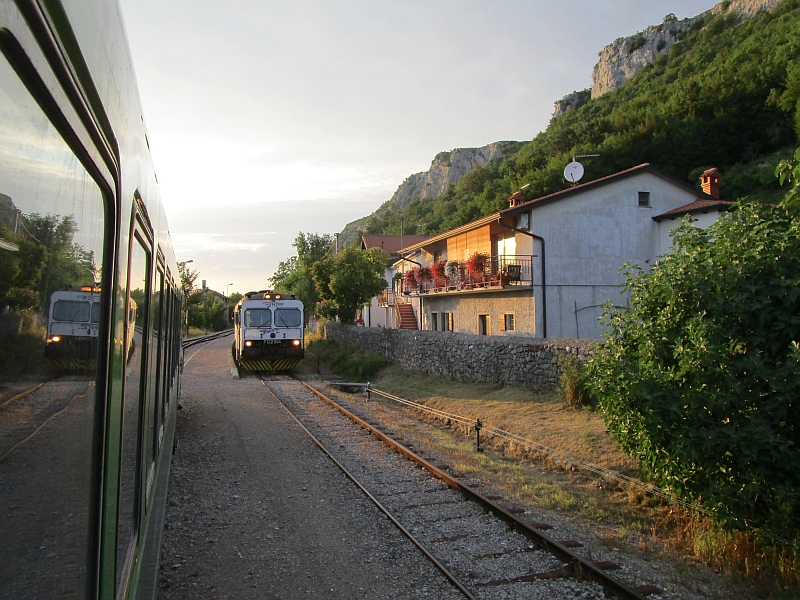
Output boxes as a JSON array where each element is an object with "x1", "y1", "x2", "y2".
[
  {"x1": 52, "y1": 300, "x2": 91, "y2": 322},
  {"x1": 244, "y1": 309, "x2": 271, "y2": 327},
  {"x1": 90, "y1": 302, "x2": 101, "y2": 323},
  {"x1": 274, "y1": 308, "x2": 301, "y2": 327}
]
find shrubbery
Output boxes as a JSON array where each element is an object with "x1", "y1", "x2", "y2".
[
  {"x1": 586, "y1": 201, "x2": 800, "y2": 535},
  {"x1": 307, "y1": 340, "x2": 389, "y2": 381}
]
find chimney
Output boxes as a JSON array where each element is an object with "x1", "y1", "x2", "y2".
[
  {"x1": 700, "y1": 168, "x2": 722, "y2": 199},
  {"x1": 508, "y1": 191, "x2": 525, "y2": 208}
]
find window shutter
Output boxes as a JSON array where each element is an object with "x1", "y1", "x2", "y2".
[{"x1": 499, "y1": 314, "x2": 506, "y2": 331}]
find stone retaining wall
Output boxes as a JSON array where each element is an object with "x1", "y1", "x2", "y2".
[{"x1": 326, "y1": 323, "x2": 596, "y2": 392}]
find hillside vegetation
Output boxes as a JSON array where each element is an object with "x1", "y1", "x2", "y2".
[{"x1": 362, "y1": 1, "x2": 800, "y2": 237}]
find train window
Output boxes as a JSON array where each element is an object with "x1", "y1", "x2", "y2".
[
  {"x1": 0, "y1": 53, "x2": 106, "y2": 597},
  {"x1": 118, "y1": 233, "x2": 150, "y2": 593},
  {"x1": 146, "y1": 266, "x2": 165, "y2": 493},
  {"x1": 244, "y1": 308, "x2": 271, "y2": 327},
  {"x1": 274, "y1": 308, "x2": 302, "y2": 327},
  {"x1": 90, "y1": 301, "x2": 101, "y2": 323},
  {"x1": 53, "y1": 300, "x2": 92, "y2": 321}
]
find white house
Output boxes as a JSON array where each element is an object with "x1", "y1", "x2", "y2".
[
  {"x1": 360, "y1": 234, "x2": 431, "y2": 329},
  {"x1": 391, "y1": 164, "x2": 732, "y2": 339}
]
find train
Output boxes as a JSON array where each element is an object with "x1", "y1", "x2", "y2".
[
  {"x1": 44, "y1": 287, "x2": 137, "y2": 371},
  {"x1": 0, "y1": 1, "x2": 183, "y2": 599},
  {"x1": 233, "y1": 290, "x2": 305, "y2": 372},
  {"x1": 44, "y1": 286, "x2": 103, "y2": 370}
]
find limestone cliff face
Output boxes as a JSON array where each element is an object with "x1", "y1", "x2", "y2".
[
  {"x1": 591, "y1": 0, "x2": 785, "y2": 99},
  {"x1": 552, "y1": 89, "x2": 591, "y2": 120},
  {"x1": 418, "y1": 143, "x2": 507, "y2": 200},
  {"x1": 338, "y1": 142, "x2": 510, "y2": 246}
]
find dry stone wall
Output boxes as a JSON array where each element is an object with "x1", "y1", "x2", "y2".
[{"x1": 326, "y1": 322, "x2": 595, "y2": 392}]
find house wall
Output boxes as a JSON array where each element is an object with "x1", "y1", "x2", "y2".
[
  {"x1": 657, "y1": 210, "x2": 723, "y2": 256},
  {"x1": 326, "y1": 322, "x2": 594, "y2": 392},
  {"x1": 525, "y1": 172, "x2": 699, "y2": 339},
  {"x1": 423, "y1": 289, "x2": 535, "y2": 336},
  {"x1": 446, "y1": 225, "x2": 491, "y2": 262}
]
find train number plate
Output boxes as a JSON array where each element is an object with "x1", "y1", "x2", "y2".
[{"x1": 262, "y1": 339, "x2": 282, "y2": 344}]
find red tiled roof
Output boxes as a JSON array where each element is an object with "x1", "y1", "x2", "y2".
[
  {"x1": 652, "y1": 198, "x2": 734, "y2": 221},
  {"x1": 501, "y1": 163, "x2": 711, "y2": 217},
  {"x1": 361, "y1": 234, "x2": 432, "y2": 255}
]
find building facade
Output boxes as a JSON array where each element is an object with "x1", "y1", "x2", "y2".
[{"x1": 390, "y1": 164, "x2": 732, "y2": 339}]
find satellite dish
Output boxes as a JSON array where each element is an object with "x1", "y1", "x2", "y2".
[{"x1": 564, "y1": 161, "x2": 584, "y2": 184}]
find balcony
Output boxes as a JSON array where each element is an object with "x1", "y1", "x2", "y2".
[{"x1": 399, "y1": 255, "x2": 533, "y2": 296}]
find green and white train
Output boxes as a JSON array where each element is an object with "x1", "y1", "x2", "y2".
[{"x1": 0, "y1": 0, "x2": 183, "y2": 598}]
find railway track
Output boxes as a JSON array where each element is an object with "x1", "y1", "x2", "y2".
[
  {"x1": 262, "y1": 377, "x2": 660, "y2": 600},
  {"x1": 182, "y1": 329, "x2": 233, "y2": 349}
]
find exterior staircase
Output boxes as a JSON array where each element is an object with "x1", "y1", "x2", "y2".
[{"x1": 396, "y1": 302, "x2": 418, "y2": 330}]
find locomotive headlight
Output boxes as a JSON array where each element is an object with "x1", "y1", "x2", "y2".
[
  {"x1": 244, "y1": 340, "x2": 252, "y2": 347},
  {"x1": 50, "y1": 336, "x2": 61, "y2": 343},
  {"x1": 292, "y1": 339, "x2": 300, "y2": 346}
]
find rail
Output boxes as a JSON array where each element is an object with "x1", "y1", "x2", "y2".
[
  {"x1": 296, "y1": 379, "x2": 650, "y2": 599},
  {"x1": 181, "y1": 329, "x2": 234, "y2": 349},
  {"x1": 366, "y1": 386, "x2": 716, "y2": 519}
]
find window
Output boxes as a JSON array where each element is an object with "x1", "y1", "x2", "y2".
[
  {"x1": 500, "y1": 313, "x2": 515, "y2": 331},
  {"x1": 90, "y1": 302, "x2": 101, "y2": 323},
  {"x1": 638, "y1": 191, "x2": 651, "y2": 207},
  {"x1": 431, "y1": 312, "x2": 438, "y2": 331},
  {"x1": 478, "y1": 314, "x2": 489, "y2": 335},
  {"x1": 245, "y1": 309, "x2": 271, "y2": 327},
  {"x1": 0, "y1": 51, "x2": 106, "y2": 598},
  {"x1": 53, "y1": 300, "x2": 91, "y2": 322},
  {"x1": 442, "y1": 312, "x2": 454, "y2": 332},
  {"x1": 119, "y1": 232, "x2": 150, "y2": 592},
  {"x1": 274, "y1": 308, "x2": 301, "y2": 327}
]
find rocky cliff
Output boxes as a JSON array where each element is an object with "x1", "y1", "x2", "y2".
[
  {"x1": 590, "y1": 0, "x2": 785, "y2": 99},
  {"x1": 339, "y1": 142, "x2": 511, "y2": 246}
]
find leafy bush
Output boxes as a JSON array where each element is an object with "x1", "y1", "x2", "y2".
[
  {"x1": 307, "y1": 340, "x2": 389, "y2": 381},
  {"x1": 586, "y1": 202, "x2": 800, "y2": 534},
  {"x1": 558, "y1": 355, "x2": 592, "y2": 408}
]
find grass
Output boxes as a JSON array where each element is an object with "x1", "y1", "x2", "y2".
[
  {"x1": 306, "y1": 350, "x2": 800, "y2": 598},
  {"x1": 304, "y1": 340, "x2": 389, "y2": 381}
]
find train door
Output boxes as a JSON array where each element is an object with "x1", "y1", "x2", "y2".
[
  {"x1": 117, "y1": 217, "x2": 152, "y2": 597},
  {"x1": 0, "y1": 8, "x2": 115, "y2": 599}
]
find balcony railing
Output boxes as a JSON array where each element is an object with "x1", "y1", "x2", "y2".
[
  {"x1": 378, "y1": 290, "x2": 396, "y2": 307},
  {"x1": 399, "y1": 255, "x2": 533, "y2": 296}
]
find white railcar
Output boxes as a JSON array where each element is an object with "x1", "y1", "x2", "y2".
[{"x1": 233, "y1": 290, "x2": 304, "y2": 372}]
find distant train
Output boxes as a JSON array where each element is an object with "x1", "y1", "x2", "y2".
[
  {"x1": 44, "y1": 287, "x2": 136, "y2": 370},
  {"x1": 233, "y1": 291, "x2": 304, "y2": 372},
  {"x1": 44, "y1": 287, "x2": 102, "y2": 370}
]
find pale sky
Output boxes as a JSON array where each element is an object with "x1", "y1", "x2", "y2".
[{"x1": 118, "y1": 0, "x2": 715, "y2": 295}]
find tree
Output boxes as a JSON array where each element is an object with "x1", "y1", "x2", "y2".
[
  {"x1": 178, "y1": 262, "x2": 199, "y2": 299},
  {"x1": 187, "y1": 291, "x2": 227, "y2": 332},
  {"x1": 0, "y1": 213, "x2": 95, "y2": 312},
  {"x1": 585, "y1": 195, "x2": 800, "y2": 535},
  {"x1": 776, "y1": 146, "x2": 800, "y2": 209},
  {"x1": 270, "y1": 232, "x2": 334, "y2": 316},
  {"x1": 311, "y1": 246, "x2": 388, "y2": 323}
]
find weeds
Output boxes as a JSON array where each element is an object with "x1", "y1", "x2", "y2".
[
  {"x1": 306, "y1": 339, "x2": 388, "y2": 381},
  {"x1": 558, "y1": 354, "x2": 592, "y2": 408}
]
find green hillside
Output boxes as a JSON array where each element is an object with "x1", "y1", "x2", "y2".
[{"x1": 362, "y1": 1, "x2": 800, "y2": 238}]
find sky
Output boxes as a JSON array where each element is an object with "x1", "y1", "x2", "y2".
[{"x1": 117, "y1": 0, "x2": 716, "y2": 295}]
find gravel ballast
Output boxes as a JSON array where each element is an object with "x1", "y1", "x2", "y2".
[{"x1": 157, "y1": 338, "x2": 463, "y2": 599}]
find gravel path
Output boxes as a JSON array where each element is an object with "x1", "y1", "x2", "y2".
[{"x1": 157, "y1": 338, "x2": 463, "y2": 599}]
